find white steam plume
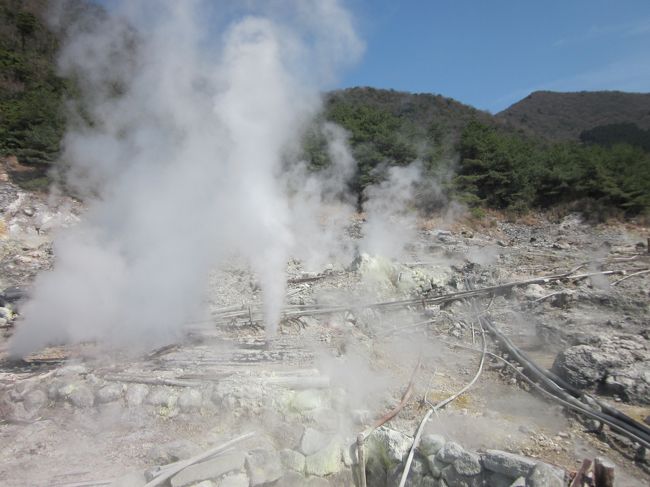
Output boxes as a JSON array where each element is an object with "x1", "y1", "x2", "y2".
[
  {"x1": 361, "y1": 162, "x2": 423, "y2": 261},
  {"x1": 10, "y1": 0, "x2": 362, "y2": 356}
]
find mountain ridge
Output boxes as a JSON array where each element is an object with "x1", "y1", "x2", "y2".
[{"x1": 496, "y1": 90, "x2": 650, "y2": 141}]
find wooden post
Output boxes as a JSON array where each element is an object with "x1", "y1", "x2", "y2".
[
  {"x1": 593, "y1": 457, "x2": 615, "y2": 487},
  {"x1": 569, "y1": 459, "x2": 592, "y2": 487},
  {"x1": 356, "y1": 433, "x2": 367, "y2": 487}
]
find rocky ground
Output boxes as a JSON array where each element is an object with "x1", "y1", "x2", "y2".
[{"x1": 0, "y1": 177, "x2": 649, "y2": 487}]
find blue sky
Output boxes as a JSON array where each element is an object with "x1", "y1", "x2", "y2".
[
  {"x1": 343, "y1": 0, "x2": 650, "y2": 112},
  {"x1": 94, "y1": 1, "x2": 650, "y2": 114}
]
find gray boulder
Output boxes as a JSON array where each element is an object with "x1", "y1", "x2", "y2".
[
  {"x1": 552, "y1": 340, "x2": 641, "y2": 389},
  {"x1": 526, "y1": 462, "x2": 564, "y2": 487},
  {"x1": 419, "y1": 434, "x2": 446, "y2": 457},
  {"x1": 96, "y1": 384, "x2": 123, "y2": 404},
  {"x1": 481, "y1": 450, "x2": 536, "y2": 478},
  {"x1": 23, "y1": 389, "x2": 47, "y2": 412},
  {"x1": 280, "y1": 449, "x2": 305, "y2": 473},
  {"x1": 178, "y1": 389, "x2": 203, "y2": 412},
  {"x1": 436, "y1": 441, "x2": 466, "y2": 464},
  {"x1": 441, "y1": 465, "x2": 482, "y2": 487},
  {"x1": 170, "y1": 451, "x2": 245, "y2": 487},
  {"x1": 125, "y1": 384, "x2": 149, "y2": 406},
  {"x1": 426, "y1": 455, "x2": 446, "y2": 478},
  {"x1": 215, "y1": 473, "x2": 248, "y2": 487},
  {"x1": 68, "y1": 384, "x2": 95, "y2": 408},
  {"x1": 245, "y1": 448, "x2": 282, "y2": 486},
  {"x1": 300, "y1": 427, "x2": 328, "y2": 455}
]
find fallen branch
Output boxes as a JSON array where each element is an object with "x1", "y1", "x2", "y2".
[
  {"x1": 203, "y1": 266, "x2": 647, "y2": 328},
  {"x1": 100, "y1": 374, "x2": 204, "y2": 388},
  {"x1": 612, "y1": 268, "x2": 650, "y2": 286},
  {"x1": 49, "y1": 480, "x2": 113, "y2": 487}
]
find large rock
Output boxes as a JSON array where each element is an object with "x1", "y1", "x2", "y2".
[
  {"x1": 426, "y1": 455, "x2": 446, "y2": 478},
  {"x1": 481, "y1": 450, "x2": 537, "y2": 478},
  {"x1": 280, "y1": 449, "x2": 305, "y2": 472},
  {"x1": 441, "y1": 465, "x2": 483, "y2": 487},
  {"x1": 23, "y1": 389, "x2": 47, "y2": 412},
  {"x1": 366, "y1": 426, "x2": 412, "y2": 468},
  {"x1": 304, "y1": 438, "x2": 342, "y2": 477},
  {"x1": 526, "y1": 462, "x2": 564, "y2": 487},
  {"x1": 67, "y1": 384, "x2": 95, "y2": 408},
  {"x1": 96, "y1": 384, "x2": 123, "y2": 404},
  {"x1": 178, "y1": 389, "x2": 203, "y2": 412},
  {"x1": 419, "y1": 434, "x2": 446, "y2": 457},
  {"x1": 215, "y1": 473, "x2": 248, "y2": 487},
  {"x1": 552, "y1": 340, "x2": 643, "y2": 390},
  {"x1": 275, "y1": 472, "x2": 329, "y2": 487},
  {"x1": 387, "y1": 453, "x2": 429, "y2": 487},
  {"x1": 146, "y1": 388, "x2": 178, "y2": 408},
  {"x1": 453, "y1": 450, "x2": 482, "y2": 476},
  {"x1": 300, "y1": 428, "x2": 329, "y2": 455},
  {"x1": 170, "y1": 451, "x2": 245, "y2": 487},
  {"x1": 435, "y1": 441, "x2": 466, "y2": 464},
  {"x1": 125, "y1": 384, "x2": 149, "y2": 406},
  {"x1": 605, "y1": 363, "x2": 650, "y2": 404},
  {"x1": 245, "y1": 448, "x2": 283, "y2": 486},
  {"x1": 290, "y1": 389, "x2": 323, "y2": 412}
]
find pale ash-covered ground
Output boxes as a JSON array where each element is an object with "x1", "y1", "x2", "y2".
[{"x1": 0, "y1": 178, "x2": 649, "y2": 487}]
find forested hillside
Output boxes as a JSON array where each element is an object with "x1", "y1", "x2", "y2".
[
  {"x1": 1, "y1": 1, "x2": 649, "y2": 218},
  {"x1": 0, "y1": 0, "x2": 65, "y2": 170}
]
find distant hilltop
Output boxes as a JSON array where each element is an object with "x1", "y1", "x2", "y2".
[{"x1": 496, "y1": 90, "x2": 650, "y2": 141}]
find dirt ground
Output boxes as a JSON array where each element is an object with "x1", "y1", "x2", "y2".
[{"x1": 0, "y1": 181, "x2": 649, "y2": 486}]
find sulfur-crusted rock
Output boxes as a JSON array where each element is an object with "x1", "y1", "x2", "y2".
[
  {"x1": 304, "y1": 438, "x2": 342, "y2": 477},
  {"x1": 280, "y1": 449, "x2": 305, "y2": 473},
  {"x1": 291, "y1": 389, "x2": 323, "y2": 412},
  {"x1": 366, "y1": 426, "x2": 412, "y2": 467}
]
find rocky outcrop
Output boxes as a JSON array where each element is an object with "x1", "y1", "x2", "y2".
[{"x1": 552, "y1": 336, "x2": 650, "y2": 404}]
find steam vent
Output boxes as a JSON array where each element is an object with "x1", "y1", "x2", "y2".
[{"x1": 1, "y1": 1, "x2": 650, "y2": 486}]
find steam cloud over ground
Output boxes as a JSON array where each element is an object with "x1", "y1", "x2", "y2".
[{"x1": 10, "y1": 0, "x2": 367, "y2": 356}]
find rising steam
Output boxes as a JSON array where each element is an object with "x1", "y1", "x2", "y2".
[{"x1": 10, "y1": 0, "x2": 363, "y2": 356}]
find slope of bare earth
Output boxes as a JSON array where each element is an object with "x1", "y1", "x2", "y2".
[{"x1": 0, "y1": 181, "x2": 649, "y2": 486}]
